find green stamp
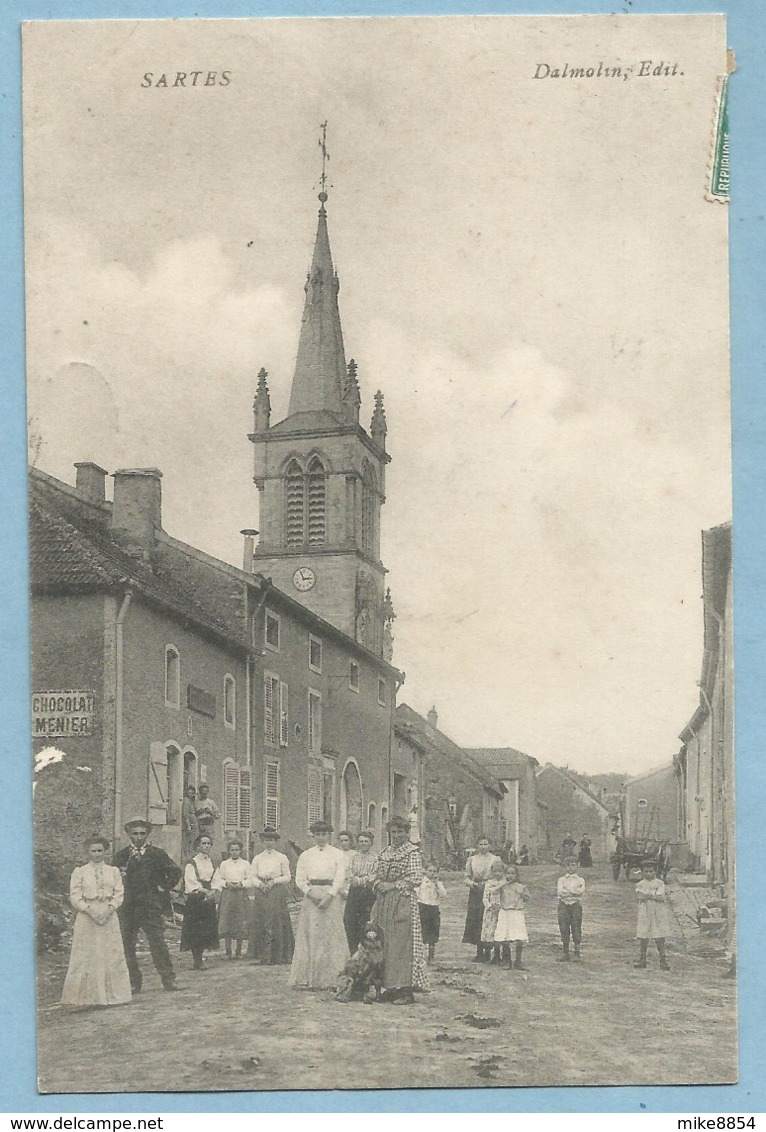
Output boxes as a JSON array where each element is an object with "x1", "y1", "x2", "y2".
[{"x1": 708, "y1": 74, "x2": 730, "y2": 202}]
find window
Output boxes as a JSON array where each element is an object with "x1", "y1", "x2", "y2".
[
  {"x1": 265, "y1": 611, "x2": 280, "y2": 651},
  {"x1": 164, "y1": 645, "x2": 180, "y2": 707},
  {"x1": 264, "y1": 672, "x2": 280, "y2": 745},
  {"x1": 223, "y1": 674, "x2": 236, "y2": 729},
  {"x1": 308, "y1": 763, "x2": 323, "y2": 825},
  {"x1": 264, "y1": 761, "x2": 281, "y2": 829},
  {"x1": 165, "y1": 744, "x2": 182, "y2": 824},
  {"x1": 308, "y1": 690, "x2": 322, "y2": 753},
  {"x1": 279, "y1": 682, "x2": 289, "y2": 748},
  {"x1": 284, "y1": 456, "x2": 327, "y2": 547},
  {"x1": 378, "y1": 677, "x2": 387, "y2": 707},
  {"x1": 223, "y1": 761, "x2": 253, "y2": 831},
  {"x1": 309, "y1": 634, "x2": 322, "y2": 673},
  {"x1": 348, "y1": 660, "x2": 360, "y2": 692}
]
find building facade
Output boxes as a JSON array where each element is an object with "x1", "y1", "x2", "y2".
[
  {"x1": 622, "y1": 764, "x2": 682, "y2": 844},
  {"x1": 465, "y1": 747, "x2": 540, "y2": 858}
]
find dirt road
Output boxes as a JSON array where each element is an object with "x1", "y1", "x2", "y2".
[{"x1": 37, "y1": 862, "x2": 736, "y2": 1094}]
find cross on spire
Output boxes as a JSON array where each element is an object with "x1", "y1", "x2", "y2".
[{"x1": 318, "y1": 121, "x2": 330, "y2": 200}]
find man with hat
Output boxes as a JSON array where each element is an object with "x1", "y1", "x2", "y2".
[{"x1": 113, "y1": 818, "x2": 183, "y2": 993}]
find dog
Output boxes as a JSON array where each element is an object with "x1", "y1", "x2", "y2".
[{"x1": 333, "y1": 923, "x2": 385, "y2": 1004}]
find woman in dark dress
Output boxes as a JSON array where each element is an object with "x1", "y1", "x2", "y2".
[
  {"x1": 462, "y1": 835, "x2": 501, "y2": 961},
  {"x1": 578, "y1": 835, "x2": 593, "y2": 868},
  {"x1": 180, "y1": 834, "x2": 220, "y2": 970},
  {"x1": 343, "y1": 830, "x2": 378, "y2": 953}
]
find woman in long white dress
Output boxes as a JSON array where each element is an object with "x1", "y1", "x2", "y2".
[
  {"x1": 61, "y1": 835, "x2": 132, "y2": 1008},
  {"x1": 288, "y1": 821, "x2": 349, "y2": 989}
]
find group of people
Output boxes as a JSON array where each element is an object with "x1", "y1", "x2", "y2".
[
  {"x1": 459, "y1": 835, "x2": 673, "y2": 971},
  {"x1": 59, "y1": 820, "x2": 674, "y2": 1012},
  {"x1": 560, "y1": 832, "x2": 593, "y2": 869}
]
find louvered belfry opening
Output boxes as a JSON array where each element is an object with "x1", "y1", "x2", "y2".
[
  {"x1": 284, "y1": 457, "x2": 327, "y2": 547},
  {"x1": 361, "y1": 461, "x2": 376, "y2": 555}
]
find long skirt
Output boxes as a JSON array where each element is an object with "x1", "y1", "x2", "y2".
[
  {"x1": 218, "y1": 888, "x2": 250, "y2": 939},
  {"x1": 371, "y1": 888, "x2": 429, "y2": 991},
  {"x1": 249, "y1": 886, "x2": 295, "y2": 964},
  {"x1": 61, "y1": 909, "x2": 132, "y2": 1007},
  {"x1": 344, "y1": 885, "x2": 377, "y2": 954},
  {"x1": 288, "y1": 894, "x2": 348, "y2": 988},
  {"x1": 462, "y1": 884, "x2": 486, "y2": 944},
  {"x1": 180, "y1": 893, "x2": 219, "y2": 952},
  {"x1": 578, "y1": 847, "x2": 593, "y2": 868}
]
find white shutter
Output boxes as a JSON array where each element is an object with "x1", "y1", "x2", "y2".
[
  {"x1": 264, "y1": 761, "x2": 280, "y2": 828},
  {"x1": 280, "y1": 682, "x2": 289, "y2": 747},
  {"x1": 148, "y1": 742, "x2": 168, "y2": 826},
  {"x1": 264, "y1": 673, "x2": 274, "y2": 742},
  {"x1": 308, "y1": 764, "x2": 323, "y2": 825},
  {"x1": 223, "y1": 762, "x2": 240, "y2": 829},
  {"x1": 238, "y1": 767, "x2": 253, "y2": 831}
]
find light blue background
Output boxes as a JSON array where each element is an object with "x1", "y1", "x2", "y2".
[{"x1": 2, "y1": 0, "x2": 763, "y2": 1113}]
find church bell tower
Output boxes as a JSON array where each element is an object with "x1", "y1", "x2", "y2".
[{"x1": 248, "y1": 135, "x2": 394, "y2": 660}]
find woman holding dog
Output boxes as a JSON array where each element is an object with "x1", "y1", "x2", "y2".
[
  {"x1": 370, "y1": 815, "x2": 429, "y2": 1004},
  {"x1": 288, "y1": 820, "x2": 349, "y2": 989}
]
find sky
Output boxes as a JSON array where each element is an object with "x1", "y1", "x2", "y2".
[{"x1": 22, "y1": 14, "x2": 731, "y2": 776}]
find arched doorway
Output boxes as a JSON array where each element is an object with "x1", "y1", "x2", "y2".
[{"x1": 341, "y1": 760, "x2": 363, "y2": 837}]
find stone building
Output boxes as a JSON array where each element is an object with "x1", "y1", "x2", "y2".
[
  {"x1": 465, "y1": 747, "x2": 540, "y2": 858},
  {"x1": 395, "y1": 704, "x2": 505, "y2": 867},
  {"x1": 622, "y1": 764, "x2": 682, "y2": 843},
  {"x1": 535, "y1": 763, "x2": 613, "y2": 861}
]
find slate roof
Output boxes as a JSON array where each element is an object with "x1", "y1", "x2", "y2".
[
  {"x1": 396, "y1": 704, "x2": 504, "y2": 796},
  {"x1": 29, "y1": 469, "x2": 250, "y2": 650},
  {"x1": 466, "y1": 747, "x2": 538, "y2": 775},
  {"x1": 536, "y1": 763, "x2": 611, "y2": 815}
]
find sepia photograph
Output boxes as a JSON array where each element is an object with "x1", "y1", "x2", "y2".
[{"x1": 23, "y1": 13, "x2": 735, "y2": 1093}]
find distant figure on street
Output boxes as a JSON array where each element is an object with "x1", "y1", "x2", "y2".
[
  {"x1": 61, "y1": 834, "x2": 132, "y2": 1008},
  {"x1": 113, "y1": 818, "x2": 181, "y2": 993},
  {"x1": 181, "y1": 785, "x2": 199, "y2": 862},
  {"x1": 634, "y1": 860, "x2": 672, "y2": 971},
  {"x1": 500, "y1": 840, "x2": 517, "y2": 867},
  {"x1": 494, "y1": 864, "x2": 530, "y2": 970},
  {"x1": 557, "y1": 857, "x2": 585, "y2": 962},
  {"x1": 462, "y1": 836, "x2": 502, "y2": 962},
  {"x1": 561, "y1": 832, "x2": 577, "y2": 860},
  {"x1": 195, "y1": 783, "x2": 221, "y2": 841},
  {"x1": 517, "y1": 844, "x2": 530, "y2": 866},
  {"x1": 180, "y1": 833, "x2": 220, "y2": 970},
  {"x1": 417, "y1": 859, "x2": 447, "y2": 963},
  {"x1": 578, "y1": 835, "x2": 593, "y2": 869}
]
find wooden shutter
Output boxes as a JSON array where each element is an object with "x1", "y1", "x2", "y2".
[
  {"x1": 264, "y1": 673, "x2": 280, "y2": 743},
  {"x1": 308, "y1": 764, "x2": 323, "y2": 825},
  {"x1": 279, "y1": 682, "x2": 289, "y2": 747},
  {"x1": 264, "y1": 761, "x2": 280, "y2": 828},
  {"x1": 238, "y1": 766, "x2": 253, "y2": 831},
  {"x1": 148, "y1": 742, "x2": 168, "y2": 825},
  {"x1": 223, "y1": 762, "x2": 240, "y2": 829}
]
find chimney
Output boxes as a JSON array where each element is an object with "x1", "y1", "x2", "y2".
[
  {"x1": 74, "y1": 462, "x2": 107, "y2": 505},
  {"x1": 427, "y1": 706, "x2": 438, "y2": 729},
  {"x1": 241, "y1": 529, "x2": 259, "y2": 573},
  {"x1": 111, "y1": 468, "x2": 162, "y2": 552}
]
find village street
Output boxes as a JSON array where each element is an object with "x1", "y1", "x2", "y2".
[{"x1": 36, "y1": 861, "x2": 736, "y2": 1095}]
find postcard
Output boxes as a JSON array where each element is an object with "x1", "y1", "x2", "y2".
[{"x1": 23, "y1": 14, "x2": 734, "y2": 1093}]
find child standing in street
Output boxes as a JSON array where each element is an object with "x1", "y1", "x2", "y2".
[
  {"x1": 417, "y1": 860, "x2": 447, "y2": 963},
  {"x1": 634, "y1": 860, "x2": 672, "y2": 970},
  {"x1": 494, "y1": 864, "x2": 530, "y2": 969},
  {"x1": 481, "y1": 860, "x2": 507, "y2": 964},
  {"x1": 557, "y1": 857, "x2": 585, "y2": 962}
]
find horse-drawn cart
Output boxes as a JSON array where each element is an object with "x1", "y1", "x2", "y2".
[{"x1": 611, "y1": 837, "x2": 669, "y2": 881}]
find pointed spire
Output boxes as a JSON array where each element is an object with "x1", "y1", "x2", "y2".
[
  {"x1": 253, "y1": 368, "x2": 271, "y2": 432},
  {"x1": 287, "y1": 126, "x2": 348, "y2": 418},
  {"x1": 370, "y1": 389, "x2": 387, "y2": 449},
  {"x1": 342, "y1": 359, "x2": 361, "y2": 424}
]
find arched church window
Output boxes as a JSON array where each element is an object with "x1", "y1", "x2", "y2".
[
  {"x1": 307, "y1": 457, "x2": 326, "y2": 545},
  {"x1": 285, "y1": 460, "x2": 305, "y2": 546},
  {"x1": 361, "y1": 462, "x2": 376, "y2": 555}
]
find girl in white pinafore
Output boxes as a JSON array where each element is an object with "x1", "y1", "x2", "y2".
[{"x1": 494, "y1": 865, "x2": 530, "y2": 970}]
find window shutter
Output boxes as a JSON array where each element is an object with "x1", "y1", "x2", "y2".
[
  {"x1": 148, "y1": 742, "x2": 169, "y2": 825},
  {"x1": 280, "y1": 682, "x2": 289, "y2": 747},
  {"x1": 238, "y1": 767, "x2": 253, "y2": 831},
  {"x1": 264, "y1": 761, "x2": 280, "y2": 828},
  {"x1": 223, "y1": 762, "x2": 240, "y2": 829},
  {"x1": 307, "y1": 459, "x2": 326, "y2": 545},
  {"x1": 285, "y1": 462, "x2": 304, "y2": 546},
  {"x1": 308, "y1": 764, "x2": 323, "y2": 825},
  {"x1": 264, "y1": 674, "x2": 275, "y2": 743}
]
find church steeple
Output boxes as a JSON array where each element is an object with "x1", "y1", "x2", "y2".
[{"x1": 287, "y1": 188, "x2": 347, "y2": 418}]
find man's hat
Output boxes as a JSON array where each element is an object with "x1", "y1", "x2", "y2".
[{"x1": 124, "y1": 817, "x2": 151, "y2": 833}]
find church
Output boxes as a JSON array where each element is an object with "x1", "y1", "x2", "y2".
[{"x1": 30, "y1": 183, "x2": 408, "y2": 869}]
